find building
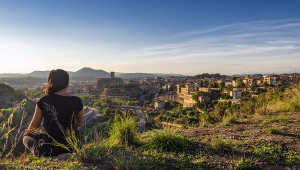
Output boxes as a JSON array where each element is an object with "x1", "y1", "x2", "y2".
[
  {"x1": 198, "y1": 96, "x2": 210, "y2": 103},
  {"x1": 154, "y1": 101, "x2": 165, "y2": 109},
  {"x1": 230, "y1": 90, "x2": 242, "y2": 99},
  {"x1": 97, "y1": 72, "x2": 123, "y2": 90}
]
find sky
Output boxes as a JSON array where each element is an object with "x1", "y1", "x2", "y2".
[{"x1": 0, "y1": 0, "x2": 300, "y2": 75}]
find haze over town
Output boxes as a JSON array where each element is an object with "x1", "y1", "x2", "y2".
[{"x1": 0, "y1": 0, "x2": 300, "y2": 75}]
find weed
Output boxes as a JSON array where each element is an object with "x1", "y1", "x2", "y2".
[
  {"x1": 222, "y1": 115, "x2": 238, "y2": 126},
  {"x1": 235, "y1": 158, "x2": 259, "y2": 170},
  {"x1": 207, "y1": 135, "x2": 233, "y2": 153},
  {"x1": 110, "y1": 150, "x2": 137, "y2": 170},
  {"x1": 108, "y1": 117, "x2": 140, "y2": 147},
  {"x1": 267, "y1": 127, "x2": 282, "y2": 134},
  {"x1": 143, "y1": 129, "x2": 191, "y2": 152}
]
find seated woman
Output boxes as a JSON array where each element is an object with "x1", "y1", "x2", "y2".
[{"x1": 23, "y1": 69, "x2": 83, "y2": 156}]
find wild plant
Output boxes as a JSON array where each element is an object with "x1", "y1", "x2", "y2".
[
  {"x1": 0, "y1": 99, "x2": 27, "y2": 158},
  {"x1": 143, "y1": 129, "x2": 190, "y2": 152},
  {"x1": 109, "y1": 150, "x2": 138, "y2": 170},
  {"x1": 108, "y1": 117, "x2": 139, "y2": 147}
]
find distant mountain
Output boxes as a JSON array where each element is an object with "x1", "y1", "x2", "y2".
[
  {"x1": 118, "y1": 73, "x2": 185, "y2": 79},
  {"x1": 0, "y1": 73, "x2": 24, "y2": 78},
  {"x1": 0, "y1": 67, "x2": 184, "y2": 82},
  {"x1": 27, "y1": 71, "x2": 51, "y2": 79},
  {"x1": 73, "y1": 67, "x2": 110, "y2": 78},
  {"x1": 0, "y1": 77, "x2": 46, "y2": 85}
]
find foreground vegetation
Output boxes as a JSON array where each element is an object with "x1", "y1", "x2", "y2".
[{"x1": 0, "y1": 85, "x2": 300, "y2": 169}]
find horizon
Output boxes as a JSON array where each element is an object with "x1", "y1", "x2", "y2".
[
  {"x1": 0, "y1": 67, "x2": 299, "y2": 77},
  {"x1": 0, "y1": 1, "x2": 300, "y2": 75}
]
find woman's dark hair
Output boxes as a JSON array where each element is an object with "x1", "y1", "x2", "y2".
[{"x1": 44, "y1": 69, "x2": 69, "y2": 95}]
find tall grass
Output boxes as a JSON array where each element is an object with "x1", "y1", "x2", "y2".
[
  {"x1": 262, "y1": 85, "x2": 300, "y2": 113},
  {"x1": 109, "y1": 150, "x2": 138, "y2": 170},
  {"x1": 143, "y1": 129, "x2": 190, "y2": 152},
  {"x1": 108, "y1": 117, "x2": 139, "y2": 147},
  {"x1": 0, "y1": 100, "x2": 27, "y2": 158}
]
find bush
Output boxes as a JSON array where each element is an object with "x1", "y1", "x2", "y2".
[
  {"x1": 267, "y1": 127, "x2": 282, "y2": 134},
  {"x1": 108, "y1": 117, "x2": 139, "y2": 147},
  {"x1": 208, "y1": 135, "x2": 232, "y2": 153},
  {"x1": 222, "y1": 115, "x2": 238, "y2": 126},
  {"x1": 236, "y1": 158, "x2": 259, "y2": 170},
  {"x1": 144, "y1": 129, "x2": 190, "y2": 152}
]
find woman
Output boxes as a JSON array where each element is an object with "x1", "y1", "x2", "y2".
[{"x1": 23, "y1": 69, "x2": 83, "y2": 156}]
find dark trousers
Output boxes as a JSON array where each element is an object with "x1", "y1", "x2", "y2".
[{"x1": 23, "y1": 133, "x2": 69, "y2": 156}]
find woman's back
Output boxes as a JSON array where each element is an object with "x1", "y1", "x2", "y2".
[{"x1": 37, "y1": 94, "x2": 83, "y2": 145}]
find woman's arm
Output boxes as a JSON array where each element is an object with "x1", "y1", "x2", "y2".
[
  {"x1": 25, "y1": 105, "x2": 43, "y2": 135},
  {"x1": 76, "y1": 110, "x2": 83, "y2": 129}
]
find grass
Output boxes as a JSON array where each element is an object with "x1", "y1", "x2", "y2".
[
  {"x1": 252, "y1": 140, "x2": 300, "y2": 164},
  {"x1": 262, "y1": 113, "x2": 290, "y2": 126},
  {"x1": 235, "y1": 158, "x2": 259, "y2": 170},
  {"x1": 2, "y1": 86, "x2": 300, "y2": 169},
  {"x1": 108, "y1": 117, "x2": 140, "y2": 147},
  {"x1": 109, "y1": 150, "x2": 138, "y2": 170},
  {"x1": 222, "y1": 115, "x2": 239, "y2": 126},
  {"x1": 143, "y1": 129, "x2": 191, "y2": 152},
  {"x1": 205, "y1": 135, "x2": 233, "y2": 153},
  {"x1": 267, "y1": 127, "x2": 282, "y2": 134}
]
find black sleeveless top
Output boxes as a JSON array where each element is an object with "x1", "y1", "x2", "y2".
[{"x1": 37, "y1": 94, "x2": 83, "y2": 145}]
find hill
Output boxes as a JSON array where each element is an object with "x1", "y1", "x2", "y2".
[
  {"x1": 118, "y1": 73, "x2": 185, "y2": 79},
  {"x1": 0, "y1": 77, "x2": 46, "y2": 85},
  {"x1": 73, "y1": 67, "x2": 110, "y2": 78},
  {"x1": 0, "y1": 68, "x2": 184, "y2": 82},
  {"x1": 0, "y1": 84, "x2": 25, "y2": 108}
]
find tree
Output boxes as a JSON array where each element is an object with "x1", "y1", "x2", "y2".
[
  {"x1": 131, "y1": 116, "x2": 140, "y2": 122},
  {"x1": 114, "y1": 114, "x2": 122, "y2": 122},
  {"x1": 236, "y1": 78, "x2": 245, "y2": 88},
  {"x1": 127, "y1": 110, "x2": 135, "y2": 117},
  {"x1": 192, "y1": 94, "x2": 199, "y2": 102},
  {"x1": 204, "y1": 81, "x2": 208, "y2": 87},
  {"x1": 213, "y1": 82, "x2": 218, "y2": 88},
  {"x1": 160, "y1": 109, "x2": 166, "y2": 116},
  {"x1": 164, "y1": 101, "x2": 171, "y2": 110},
  {"x1": 115, "y1": 109, "x2": 122, "y2": 116},
  {"x1": 219, "y1": 82, "x2": 225, "y2": 89},
  {"x1": 103, "y1": 107, "x2": 112, "y2": 117},
  {"x1": 158, "y1": 88, "x2": 164, "y2": 95},
  {"x1": 263, "y1": 82, "x2": 270, "y2": 88}
]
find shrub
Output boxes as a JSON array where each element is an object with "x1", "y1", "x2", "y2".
[
  {"x1": 208, "y1": 135, "x2": 232, "y2": 153},
  {"x1": 108, "y1": 117, "x2": 139, "y2": 147},
  {"x1": 236, "y1": 158, "x2": 259, "y2": 170},
  {"x1": 222, "y1": 115, "x2": 238, "y2": 126},
  {"x1": 144, "y1": 129, "x2": 190, "y2": 152},
  {"x1": 110, "y1": 150, "x2": 138, "y2": 170},
  {"x1": 267, "y1": 127, "x2": 282, "y2": 134}
]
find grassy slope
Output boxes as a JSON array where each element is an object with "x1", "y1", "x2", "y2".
[{"x1": 1, "y1": 112, "x2": 300, "y2": 169}]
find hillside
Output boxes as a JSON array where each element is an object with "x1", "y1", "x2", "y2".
[
  {"x1": 0, "y1": 68, "x2": 183, "y2": 82},
  {"x1": 73, "y1": 67, "x2": 110, "y2": 78},
  {"x1": 0, "y1": 77, "x2": 46, "y2": 85},
  {"x1": 118, "y1": 72, "x2": 184, "y2": 79},
  {"x1": 0, "y1": 84, "x2": 25, "y2": 108}
]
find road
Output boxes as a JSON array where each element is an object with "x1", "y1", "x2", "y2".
[
  {"x1": 79, "y1": 108, "x2": 99, "y2": 129},
  {"x1": 139, "y1": 94, "x2": 149, "y2": 103},
  {"x1": 136, "y1": 107, "x2": 146, "y2": 133}
]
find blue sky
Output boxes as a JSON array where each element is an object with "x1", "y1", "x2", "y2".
[{"x1": 0, "y1": 0, "x2": 299, "y2": 75}]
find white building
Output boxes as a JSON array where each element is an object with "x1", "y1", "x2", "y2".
[
  {"x1": 230, "y1": 90, "x2": 242, "y2": 99},
  {"x1": 154, "y1": 101, "x2": 165, "y2": 109}
]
